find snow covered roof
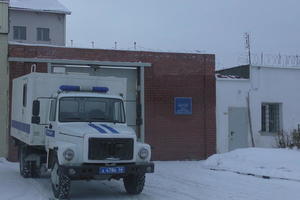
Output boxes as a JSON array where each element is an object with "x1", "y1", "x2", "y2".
[
  {"x1": 215, "y1": 73, "x2": 244, "y2": 79},
  {"x1": 9, "y1": 0, "x2": 71, "y2": 15}
]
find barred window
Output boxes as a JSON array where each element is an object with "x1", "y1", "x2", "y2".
[
  {"x1": 261, "y1": 103, "x2": 281, "y2": 132},
  {"x1": 13, "y1": 26, "x2": 26, "y2": 40},
  {"x1": 37, "y1": 28, "x2": 50, "y2": 41}
]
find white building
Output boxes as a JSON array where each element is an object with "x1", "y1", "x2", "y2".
[
  {"x1": 8, "y1": 0, "x2": 71, "y2": 45},
  {"x1": 216, "y1": 65, "x2": 300, "y2": 153}
]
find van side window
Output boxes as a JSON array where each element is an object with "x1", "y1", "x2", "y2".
[
  {"x1": 113, "y1": 101, "x2": 125, "y2": 123},
  {"x1": 49, "y1": 100, "x2": 57, "y2": 121},
  {"x1": 22, "y1": 84, "x2": 27, "y2": 107}
]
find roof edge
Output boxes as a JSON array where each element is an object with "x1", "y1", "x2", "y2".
[
  {"x1": 0, "y1": 0, "x2": 9, "y2": 4},
  {"x1": 9, "y1": 6, "x2": 71, "y2": 15},
  {"x1": 8, "y1": 42, "x2": 214, "y2": 57}
]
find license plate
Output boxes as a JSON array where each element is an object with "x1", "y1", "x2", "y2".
[{"x1": 99, "y1": 166, "x2": 125, "y2": 174}]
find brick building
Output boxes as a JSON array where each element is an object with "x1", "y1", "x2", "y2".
[{"x1": 6, "y1": 44, "x2": 216, "y2": 161}]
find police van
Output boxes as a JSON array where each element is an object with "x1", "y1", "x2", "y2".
[{"x1": 11, "y1": 72, "x2": 154, "y2": 199}]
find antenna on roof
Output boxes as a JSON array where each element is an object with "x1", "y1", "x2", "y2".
[
  {"x1": 91, "y1": 41, "x2": 95, "y2": 48},
  {"x1": 134, "y1": 41, "x2": 137, "y2": 50},
  {"x1": 31, "y1": 64, "x2": 37, "y2": 72},
  {"x1": 114, "y1": 41, "x2": 117, "y2": 49},
  {"x1": 70, "y1": 40, "x2": 73, "y2": 47},
  {"x1": 244, "y1": 32, "x2": 252, "y2": 65}
]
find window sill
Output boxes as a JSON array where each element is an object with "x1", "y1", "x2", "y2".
[
  {"x1": 37, "y1": 39, "x2": 51, "y2": 42},
  {"x1": 259, "y1": 131, "x2": 279, "y2": 136}
]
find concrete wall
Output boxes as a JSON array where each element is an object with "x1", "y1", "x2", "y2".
[
  {"x1": 217, "y1": 65, "x2": 300, "y2": 153},
  {"x1": 0, "y1": 1, "x2": 9, "y2": 158},
  {"x1": 250, "y1": 66, "x2": 300, "y2": 147},
  {"x1": 8, "y1": 10, "x2": 66, "y2": 46},
  {"x1": 216, "y1": 78, "x2": 250, "y2": 153},
  {"x1": 8, "y1": 44, "x2": 216, "y2": 161}
]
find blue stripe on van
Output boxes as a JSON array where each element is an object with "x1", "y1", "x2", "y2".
[
  {"x1": 88, "y1": 123, "x2": 107, "y2": 134},
  {"x1": 101, "y1": 124, "x2": 119, "y2": 134},
  {"x1": 11, "y1": 120, "x2": 30, "y2": 134}
]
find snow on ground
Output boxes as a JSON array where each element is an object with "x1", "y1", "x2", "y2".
[
  {"x1": 1, "y1": 148, "x2": 300, "y2": 200},
  {"x1": 204, "y1": 148, "x2": 300, "y2": 181}
]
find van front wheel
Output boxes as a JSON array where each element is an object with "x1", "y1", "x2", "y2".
[
  {"x1": 123, "y1": 173, "x2": 145, "y2": 195},
  {"x1": 51, "y1": 157, "x2": 71, "y2": 199}
]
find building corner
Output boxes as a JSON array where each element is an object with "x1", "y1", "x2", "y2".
[{"x1": 0, "y1": 1, "x2": 9, "y2": 158}]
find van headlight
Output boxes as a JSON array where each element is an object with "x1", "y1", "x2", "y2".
[
  {"x1": 63, "y1": 149, "x2": 75, "y2": 161},
  {"x1": 138, "y1": 147, "x2": 149, "y2": 159}
]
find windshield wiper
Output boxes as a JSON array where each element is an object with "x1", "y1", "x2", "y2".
[
  {"x1": 88, "y1": 117, "x2": 106, "y2": 122},
  {"x1": 88, "y1": 118, "x2": 121, "y2": 124},
  {"x1": 88, "y1": 118, "x2": 114, "y2": 123},
  {"x1": 61, "y1": 117, "x2": 82, "y2": 122}
]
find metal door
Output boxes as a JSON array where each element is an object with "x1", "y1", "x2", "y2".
[{"x1": 228, "y1": 107, "x2": 249, "y2": 151}]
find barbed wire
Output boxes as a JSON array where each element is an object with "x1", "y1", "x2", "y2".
[
  {"x1": 252, "y1": 53, "x2": 300, "y2": 67},
  {"x1": 66, "y1": 40, "x2": 208, "y2": 54},
  {"x1": 238, "y1": 52, "x2": 300, "y2": 67}
]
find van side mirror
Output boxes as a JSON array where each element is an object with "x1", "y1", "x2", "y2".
[
  {"x1": 32, "y1": 100, "x2": 40, "y2": 116},
  {"x1": 31, "y1": 116, "x2": 40, "y2": 124},
  {"x1": 32, "y1": 100, "x2": 40, "y2": 124}
]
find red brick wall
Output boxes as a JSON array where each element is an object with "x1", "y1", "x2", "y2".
[{"x1": 8, "y1": 44, "x2": 216, "y2": 161}]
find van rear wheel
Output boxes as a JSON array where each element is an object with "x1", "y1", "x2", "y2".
[
  {"x1": 19, "y1": 145, "x2": 31, "y2": 178},
  {"x1": 19, "y1": 145, "x2": 40, "y2": 178}
]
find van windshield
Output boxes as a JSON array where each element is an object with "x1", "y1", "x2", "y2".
[{"x1": 59, "y1": 97, "x2": 125, "y2": 123}]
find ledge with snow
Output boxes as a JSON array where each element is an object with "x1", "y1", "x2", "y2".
[{"x1": 204, "y1": 148, "x2": 300, "y2": 181}]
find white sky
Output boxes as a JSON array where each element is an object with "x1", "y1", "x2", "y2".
[{"x1": 59, "y1": 0, "x2": 300, "y2": 69}]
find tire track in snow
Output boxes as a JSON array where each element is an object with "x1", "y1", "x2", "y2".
[
  {"x1": 145, "y1": 184, "x2": 201, "y2": 200},
  {"x1": 156, "y1": 173, "x2": 209, "y2": 188},
  {"x1": 0, "y1": 160, "x2": 51, "y2": 200},
  {"x1": 145, "y1": 170, "x2": 210, "y2": 200}
]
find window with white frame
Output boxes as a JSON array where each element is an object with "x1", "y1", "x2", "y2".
[
  {"x1": 13, "y1": 26, "x2": 26, "y2": 40},
  {"x1": 37, "y1": 28, "x2": 50, "y2": 41},
  {"x1": 261, "y1": 103, "x2": 281, "y2": 132}
]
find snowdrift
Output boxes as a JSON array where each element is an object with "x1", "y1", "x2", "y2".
[{"x1": 204, "y1": 148, "x2": 300, "y2": 181}]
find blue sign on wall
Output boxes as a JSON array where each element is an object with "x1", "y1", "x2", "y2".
[{"x1": 174, "y1": 97, "x2": 192, "y2": 115}]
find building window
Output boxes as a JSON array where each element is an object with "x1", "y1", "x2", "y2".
[
  {"x1": 37, "y1": 28, "x2": 50, "y2": 41},
  {"x1": 261, "y1": 103, "x2": 281, "y2": 133},
  {"x1": 13, "y1": 26, "x2": 26, "y2": 40}
]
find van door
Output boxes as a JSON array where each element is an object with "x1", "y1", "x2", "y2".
[{"x1": 45, "y1": 99, "x2": 57, "y2": 146}]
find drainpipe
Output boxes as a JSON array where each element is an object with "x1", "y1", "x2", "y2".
[
  {"x1": 247, "y1": 63, "x2": 258, "y2": 147},
  {"x1": 247, "y1": 90, "x2": 255, "y2": 147}
]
